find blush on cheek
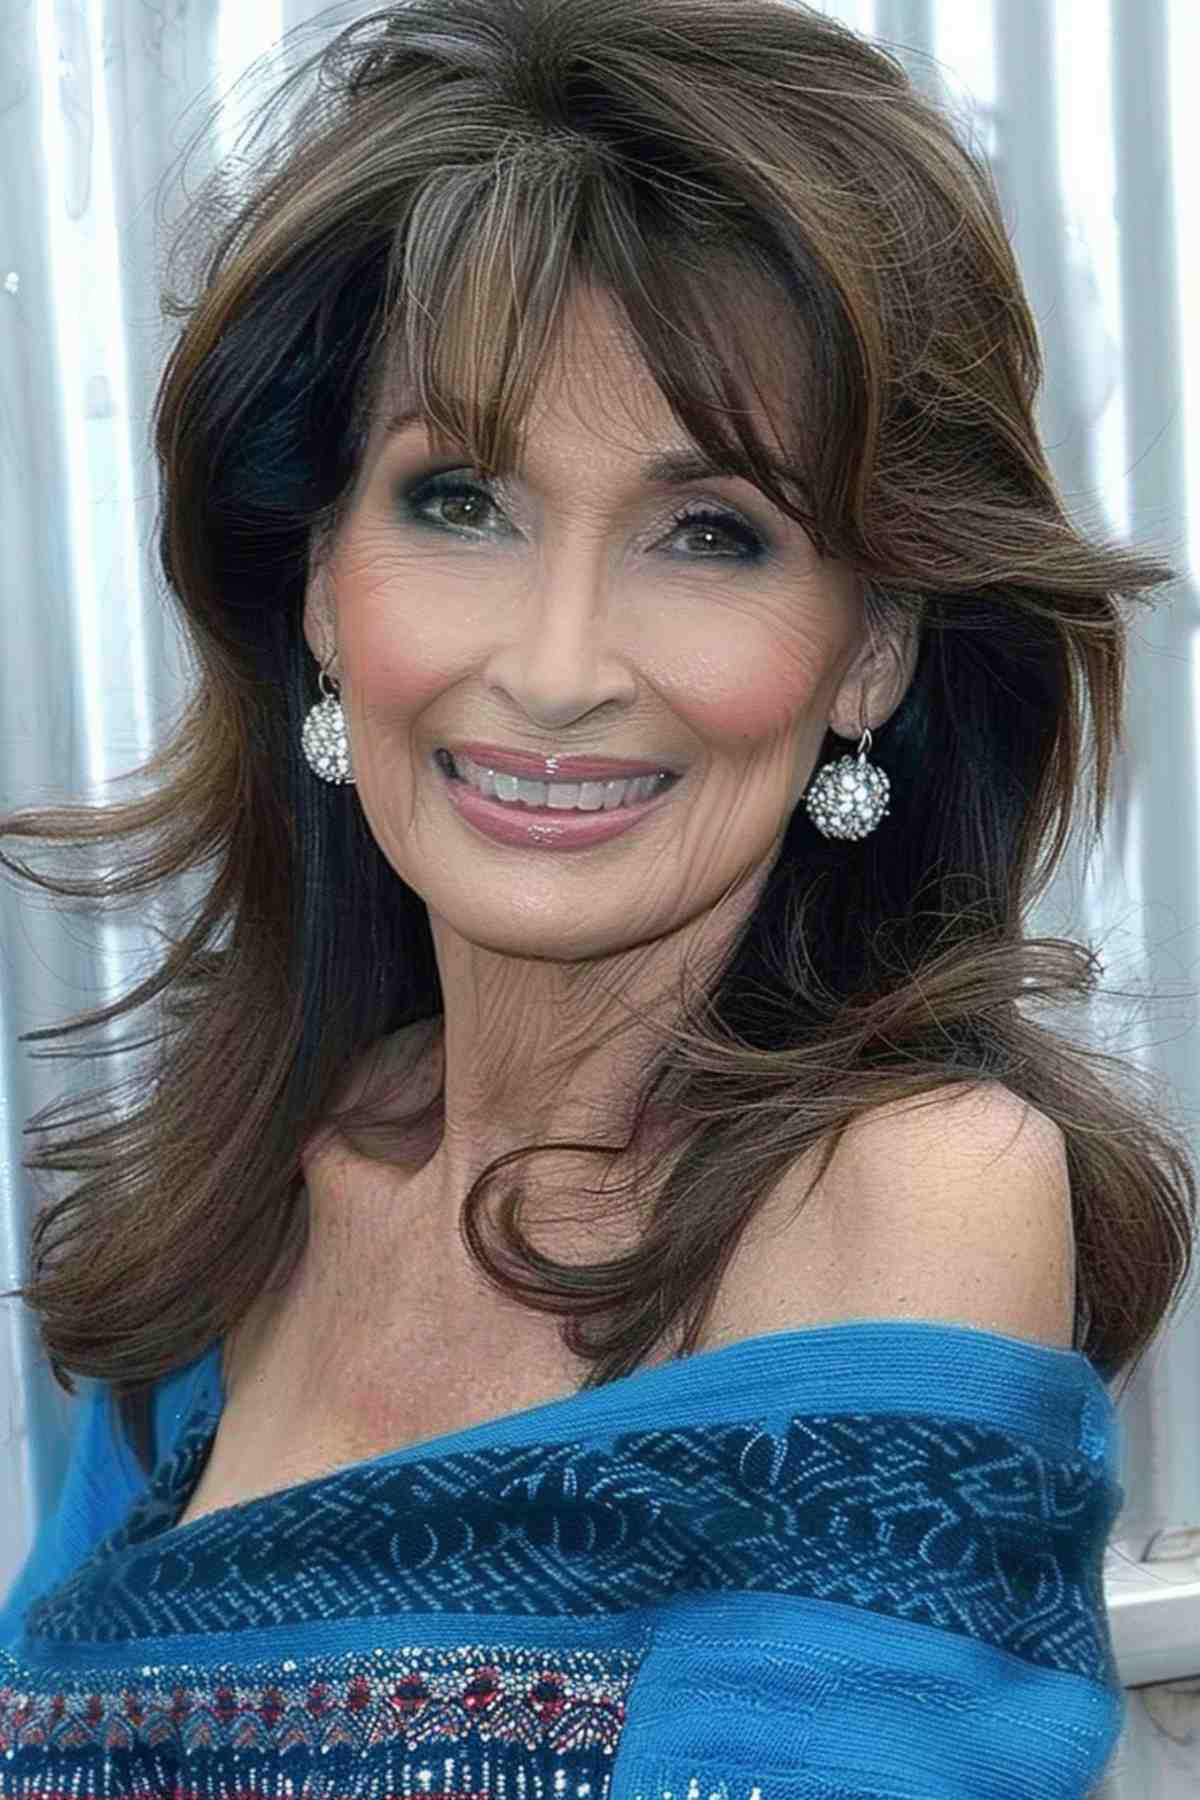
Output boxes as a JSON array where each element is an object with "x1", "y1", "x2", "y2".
[
  {"x1": 349, "y1": 635, "x2": 450, "y2": 711},
  {"x1": 660, "y1": 600, "x2": 838, "y2": 747},
  {"x1": 680, "y1": 659, "x2": 825, "y2": 756},
  {"x1": 343, "y1": 588, "x2": 466, "y2": 711}
]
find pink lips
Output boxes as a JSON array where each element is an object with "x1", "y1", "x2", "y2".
[
  {"x1": 448, "y1": 741, "x2": 674, "y2": 782},
  {"x1": 439, "y1": 756, "x2": 676, "y2": 851}
]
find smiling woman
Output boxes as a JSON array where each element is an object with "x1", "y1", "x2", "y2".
[
  {"x1": 305, "y1": 281, "x2": 885, "y2": 923},
  {"x1": 0, "y1": 0, "x2": 1195, "y2": 1796}
]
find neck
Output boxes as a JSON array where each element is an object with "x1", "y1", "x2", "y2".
[
  {"x1": 419, "y1": 868, "x2": 763, "y2": 1227},
  {"x1": 428, "y1": 938, "x2": 683, "y2": 1210},
  {"x1": 303, "y1": 863, "x2": 770, "y2": 1282}
]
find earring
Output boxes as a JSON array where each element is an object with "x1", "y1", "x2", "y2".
[
  {"x1": 301, "y1": 652, "x2": 355, "y2": 784},
  {"x1": 804, "y1": 726, "x2": 890, "y2": 840}
]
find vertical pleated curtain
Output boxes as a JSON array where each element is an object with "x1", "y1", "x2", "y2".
[{"x1": 1, "y1": 2, "x2": 1197, "y2": 1789}]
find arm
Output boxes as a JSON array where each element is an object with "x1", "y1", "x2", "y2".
[
  {"x1": 0, "y1": 1344, "x2": 221, "y2": 1647},
  {"x1": 0, "y1": 1383, "x2": 144, "y2": 1648}
]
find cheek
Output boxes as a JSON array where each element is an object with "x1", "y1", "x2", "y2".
[
  {"x1": 348, "y1": 631, "x2": 447, "y2": 717},
  {"x1": 333, "y1": 553, "x2": 463, "y2": 714},
  {"x1": 691, "y1": 671, "x2": 816, "y2": 750},
  {"x1": 656, "y1": 607, "x2": 842, "y2": 764}
]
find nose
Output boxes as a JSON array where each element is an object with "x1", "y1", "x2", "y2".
[{"x1": 481, "y1": 572, "x2": 638, "y2": 728}]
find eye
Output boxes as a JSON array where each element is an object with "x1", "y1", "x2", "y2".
[
  {"x1": 404, "y1": 473, "x2": 514, "y2": 538},
  {"x1": 400, "y1": 472, "x2": 767, "y2": 563},
  {"x1": 661, "y1": 502, "x2": 766, "y2": 563}
]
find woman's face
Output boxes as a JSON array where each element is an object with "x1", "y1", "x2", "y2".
[{"x1": 305, "y1": 287, "x2": 894, "y2": 962}]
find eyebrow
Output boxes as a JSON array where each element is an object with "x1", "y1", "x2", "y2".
[{"x1": 382, "y1": 408, "x2": 743, "y2": 488}]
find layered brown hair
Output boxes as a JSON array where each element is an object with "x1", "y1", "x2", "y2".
[{"x1": 2, "y1": 0, "x2": 1195, "y2": 1467}]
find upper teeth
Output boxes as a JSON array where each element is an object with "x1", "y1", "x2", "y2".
[{"x1": 456, "y1": 753, "x2": 670, "y2": 811}]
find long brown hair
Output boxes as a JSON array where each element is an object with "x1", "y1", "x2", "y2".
[{"x1": 2, "y1": 0, "x2": 1195, "y2": 1466}]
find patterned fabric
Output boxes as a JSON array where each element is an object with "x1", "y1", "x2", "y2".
[
  {"x1": 0, "y1": 1640, "x2": 641, "y2": 1800},
  {"x1": 0, "y1": 1321, "x2": 1127, "y2": 1799}
]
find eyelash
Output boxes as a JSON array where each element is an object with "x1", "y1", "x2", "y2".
[{"x1": 402, "y1": 472, "x2": 768, "y2": 563}]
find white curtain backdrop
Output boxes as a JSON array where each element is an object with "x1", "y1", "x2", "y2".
[{"x1": 2, "y1": 3, "x2": 1198, "y2": 1791}]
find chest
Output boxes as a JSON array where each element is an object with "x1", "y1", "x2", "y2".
[
  {"x1": 174, "y1": 1326, "x2": 599, "y2": 1530},
  {"x1": 172, "y1": 1142, "x2": 841, "y2": 1531}
]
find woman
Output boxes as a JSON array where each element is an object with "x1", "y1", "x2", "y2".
[{"x1": 0, "y1": 0, "x2": 1194, "y2": 1793}]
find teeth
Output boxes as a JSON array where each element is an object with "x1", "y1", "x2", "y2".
[{"x1": 455, "y1": 754, "x2": 671, "y2": 811}]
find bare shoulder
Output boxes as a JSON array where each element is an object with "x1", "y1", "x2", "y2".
[
  {"x1": 828, "y1": 1079, "x2": 1069, "y2": 1209},
  {"x1": 714, "y1": 1080, "x2": 1076, "y2": 1353}
]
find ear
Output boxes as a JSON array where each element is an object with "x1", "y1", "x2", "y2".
[
  {"x1": 302, "y1": 560, "x2": 337, "y2": 675},
  {"x1": 827, "y1": 603, "x2": 921, "y2": 741}
]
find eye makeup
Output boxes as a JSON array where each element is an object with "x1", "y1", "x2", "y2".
[{"x1": 397, "y1": 469, "x2": 771, "y2": 564}]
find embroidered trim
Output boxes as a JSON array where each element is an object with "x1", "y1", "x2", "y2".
[{"x1": 0, "y1": 1641, "x2": 638, "y2": 1798}]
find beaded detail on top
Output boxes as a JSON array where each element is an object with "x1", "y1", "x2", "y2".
[{"x1": 0, "y1": 1641, "x2": 640, "y2": 1800}]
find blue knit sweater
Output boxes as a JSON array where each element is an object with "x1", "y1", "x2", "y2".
[{"x1": 0, "y1": 1320, "x2": 1125, "y2": 1798}]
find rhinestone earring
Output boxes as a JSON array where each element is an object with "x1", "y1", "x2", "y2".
[
  {"x1": 301, "y1": 651, "x2": 355, "y2": 784},
  {"x1": 803, "y1": 726, "x2": 890, "y2": 840}
]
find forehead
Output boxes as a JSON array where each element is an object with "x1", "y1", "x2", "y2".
[{"x1": 370, "y1": 278, "x2": 813, "y2": 478}]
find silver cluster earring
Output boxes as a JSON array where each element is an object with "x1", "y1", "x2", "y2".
[
  {"x1": 301, "y1": 652, "x2": 355, "y2": 784},
  {"x1": 803, "y1": 726, "x2": 890, "y2": 840}
]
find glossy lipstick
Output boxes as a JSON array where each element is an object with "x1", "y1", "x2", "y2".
[
  {"x1": 435, "y1": 751, "x2": 679, "y2": 851},
  {"x1": 447, "y1": 741, "x2": 678, "y2": 781}
]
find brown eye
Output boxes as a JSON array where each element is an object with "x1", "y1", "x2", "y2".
[
  {"x1": 663, "y1": 504, "x2": 766, "y2": 562},
  {"x1": 401, "y1": 472, "x2": 768, "y2": 565},
  {"x1": 403, "y1": 473, "x2": 515, "y2": 537}
]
